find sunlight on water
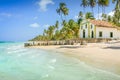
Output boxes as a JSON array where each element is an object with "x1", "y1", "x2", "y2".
[{"x1": 0, "y1": 42, "x2": 120, "y2": 80}]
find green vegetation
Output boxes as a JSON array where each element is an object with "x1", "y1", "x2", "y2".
[
  {"x1": 31, "y1": 0, "x2": 120, "y2": 41},
  {"x1": 31, "y1": 19, "x2": 80, "y2": 41}
]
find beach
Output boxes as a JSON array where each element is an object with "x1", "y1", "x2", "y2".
[
  {"x1": 29, "y1": 41, "x2": 120, "y2": 75},
  {"x1": 2, "y1": 42, "x2": 120, "y2": 80}
]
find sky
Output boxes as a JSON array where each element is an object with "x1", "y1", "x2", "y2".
[{"x1": 0, "y1": 0, "x2": 115, "y2": 41}]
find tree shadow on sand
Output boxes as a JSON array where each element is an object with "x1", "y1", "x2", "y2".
[{"x1": 104, "y1": 46, "x2": 120, "y2": 50}]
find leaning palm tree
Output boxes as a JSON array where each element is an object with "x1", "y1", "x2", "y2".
[
  {"x1": 56, "y1": 2, "x2": 69, "y2": 21},
  {"x1": 81, "y1": 0, "x2": 89, "y2": 14},
  {"x1": 88, "y1": 0, "x2": 96, "y2": 17}
]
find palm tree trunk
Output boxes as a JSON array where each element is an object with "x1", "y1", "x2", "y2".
[
  {"x1": 83, "y1": 7, "x2": 86, "y2": 15},
  {"x1": 92, "y1": 7, "x2": 94, "y2": 17},
  {"x1": 60, "y1": 13, "x2": 63, "y2": 22},
  {"x1": 104, "y1": 7, "x2": 105, "y2": 14},
  {"x1": 65, "y1": 15, "x2": 67, "y2": 21},
  {"x1": 102, "y1": 6, "x2": 104, "y2": 14},
  {"x1": 98, "y1": 5, "x2": 99, "y2": 19}
]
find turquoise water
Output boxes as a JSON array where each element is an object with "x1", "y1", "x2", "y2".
[{"x1": 0, "y1": 42, "x2": 120, "y2": 80}]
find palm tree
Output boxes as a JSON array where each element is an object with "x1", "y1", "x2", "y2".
[
  {"x1": 97, "y1": 0, "x2": 101, "y2": 19},
  {"x1": 54, "y1": 30, "x2": 60, "y2": 40},
  {"x1": 47, "y1": 26, "x2": 55, "y2": 40},
  {"x1": 85, "y1": 12, "x2": 94, "y2": 19},
  {"x1": 112, "y1": 0, "x2": 120, "y2": 26},
  {"x1": 79, "y1": 11, "x2": 83, "y2": 18},
  {"x1": 104, "y1": 0, "x2": 109, "y2": 14},
  {"x1": 101, "y1": 13, "x2": 107, "y2": 21},
  {"x1": 112, "y1": 0, "x2": 120, "y2": 11},
  {"x1": 107, "y1": 15, "x2": 112, "y2": 22},
  {"x1": 89, "y1": 0, "x2": 96, "y2": 17},
  {"x1": 55, "y1": 20, "x2": 59, "y2": 29},
  {"x1": 81, "y1": 0, "x2": 89, "y2": 14},
  {"x1": 98, "y1": 0, "x2": 109, "y2": 14},
  {"x1": 98, "y1": 0, "x2": 104, "y2": 14},
  {"x1": 43, "y1": 29, "x2": 49, "y2": 40},
  {"x1": 56, "y1": 2, "x2": 69, "y2": 21}
]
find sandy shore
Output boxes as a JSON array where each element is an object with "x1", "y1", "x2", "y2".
[{"x1": 28, "y1": 41, "x2": 120, "y2": 75}]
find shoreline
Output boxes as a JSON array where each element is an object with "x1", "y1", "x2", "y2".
[{"x1": 27, "y1": 42, "x2": 120, "y2": 75}]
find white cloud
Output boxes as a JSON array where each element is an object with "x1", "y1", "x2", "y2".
[
  {"x1": 30, "y1": 23, "x2": 40, "y2": 28},
  {"x1": 37, "y1": 0, "x2": 54, "y2": 11},
  {"x1": 74, "y1": 15, "x2": 79, "y2": 20},
  {"x1": 95, "y1": 13, "x2": 102, "y2": 20},
  {"x1": 108, "y1": 11, "x2": 114, "y2": 16},
  {"x1": 95, "y1": 11, "x2": 115, "y2": 20},
  {"x1": 0, "y1": 13, "x2": 12, "y2": 17}
]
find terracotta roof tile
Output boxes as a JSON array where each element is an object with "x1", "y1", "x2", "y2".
[{"x1": 89, "y1": 20, "x2": 116, "y2": 28}]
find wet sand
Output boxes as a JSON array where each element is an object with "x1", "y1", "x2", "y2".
[{"x1": 28, "y1": 42, "x2": 120, "y2": 75}]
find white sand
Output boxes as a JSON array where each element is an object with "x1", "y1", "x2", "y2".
[{"x1": 28, "y1": 41, "x2": 120, "y2": 75}]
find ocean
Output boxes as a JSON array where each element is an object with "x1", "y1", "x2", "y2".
[{"x1": 0, "y1": 42, "x2": 120, "y2": 80}]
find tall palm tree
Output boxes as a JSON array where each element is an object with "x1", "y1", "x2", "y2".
[
  {"x1": 98, "y1": 0, "x2": 109, "y2": 14},
  {"x1": 112, "y1": 0, "x2": 120, "y2": 26},
  {"x1": 101, "y1": 13, "x2": 107, "y2": 21},
  {"x1": 81, "y1": 0, "x2": 89, "y2": 14},
  {"x1": 43, "y1": 29, "x2": 49, "y2": 40},
  {"x1": 112, "y1": 0, "x2": 120, "y2": 11},
  {"x1": 54, "y1": 30, "x2": 61, "y2": 40},
  {"x1": 85, "y1": 12, "x2": 94, "y2": 19},
  {"x1": 48, "y1": 26, "x2": 55, "y2": 40},
  {"x1": 89, "y1": 0, "x2": 96, "y2": 17},
  {"x1": 56, "y1": 2, "x2": 69, "y2": 21},
  {"x1": 104, "y1": 0, "x2": 109, "y2": 14},
  {"x1": 98, "y1": 0, "x2": 104, "y2": 14},
  {"x1": 55, "y1": 20, "x2": 59, "y2": 29},
  {"x1": 97, "y1": 0, "x2": 101, "y2": 19},
  {"x1": 79, "y1": 11, "x2": 83, "y2": 18},
  {"x1": 107, "y1": 15, "x2": 112, "y2": 22}
]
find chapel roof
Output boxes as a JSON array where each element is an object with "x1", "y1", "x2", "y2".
[{"x1": 89, "y1": 20, "x2": 118, "y2": 28}]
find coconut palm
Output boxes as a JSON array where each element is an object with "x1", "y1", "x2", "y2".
[
  {"x1": 47, "y1": 26, "x2": 55, "y2": 40},
  {"x1": 97, "y1": 0, "x2": 101, "y2": 19},
  {"x1": 55, "y1": 20, "x2": 59, "y2": 29},
  {"x1": 88, "y1": 0, "x2": 96, "y2": 16},
  {"x1": 98, "y1": 0, "x2": 109, "y2": 14},
  {"x1": 107, "y1": 15, "x2": 112, "y2": 22},
  {"x1": 85, "y1": 12, "x2": 94, "y2": 19},
  {"x1": 79, "y1": 11, "x2": 83, "y2": 18},
  {"x1": 54, "y1": 30, "x2": 60, "y2": 40},
  {"x1": 112, "y1": 0, "x2": 120, "y2": 26},
  {"x1": 112, "y1": 0, "x2": 120, "y2": 11},
  {"x1": 81, "y1": 0, "x2": 89, "y2": 14},
  {"x1": 101, "y1": 13, "x2": 107, "y2": 21},
  {"x1": 56, "y1": 2, "x2": 69, "y2": 21},
  {"x1": 104, "y1": 0, "x2": 109, "y2": 14}
]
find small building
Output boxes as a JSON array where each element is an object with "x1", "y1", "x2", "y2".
[{"x1": 80, "y1": 19, "x2": 120, "y2": 39}]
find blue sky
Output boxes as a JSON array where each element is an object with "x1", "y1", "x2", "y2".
[{"x1": 0, "y1": 0, "x2": 115, "y2": 41}]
